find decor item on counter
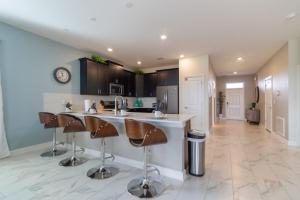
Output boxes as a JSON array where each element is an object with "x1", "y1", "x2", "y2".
[
  {"x1": 84, "y1": 99, "x2": 91, "y2": 112},
  {"x1": 138, "y1": 98, "x2": 143, "y2": 107},
  {"x1": 251, "y1": 102, "x2": 256, "y2": 110},
  {"x1": 133, "y1": 69, "x2": 144, "y2": 75},
  {"x1": 89, "y1": 102, "x2": 97, "y2": 114},
  {"x1": 98, "y1": 100, "x2": 105, "y2": 113},
  {"x1": 65, "y1": 102, "x2": 72, "y2": 112},
  {"x1": 217, "y1": 91, "x2": 226, "y2": 119},
  {"x1": 91, "y1": 55, "x2": 107, "y2": 64},
  {"x1": 246, "y1": 109, "x2": 260, "y2": 124},
  {"x1": 255, "y1": 86, "x2": 260, "y2": 103},
  {"x1": 0, "y1": 73, "x2": 10, "y2": 159},
  {"x1": 133, "y1": 98, "x2": 140, "y2": 108},
  {"x1": 53, "y1": 67, "x2": 71, "y2": 84}
]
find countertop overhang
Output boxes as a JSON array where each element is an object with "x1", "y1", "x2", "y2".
[{"x1": 65, "y1": 111, "x2": 195, "y2": 128}]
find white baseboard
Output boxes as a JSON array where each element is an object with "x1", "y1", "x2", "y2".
[
  {"x1": 288, "y1": 140, "x2": 300, "y2": 147},
  {"x1": 10, "y1": 142, "x2": 52, "y2": 156},
  {"x1": 82, "y1": 145, "x2": 186, "y2": 181},
  {"x1": 271, "y1": 131, "x2": 288, "y2": 144}
]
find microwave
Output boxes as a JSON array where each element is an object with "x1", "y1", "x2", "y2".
[{"x1": 109, "y1": 83, "x2": 124, "y2": 96}]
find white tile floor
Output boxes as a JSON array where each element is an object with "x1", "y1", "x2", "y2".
[{"x1": 1, "y1": 120, "x2": 300, "y2": 200}]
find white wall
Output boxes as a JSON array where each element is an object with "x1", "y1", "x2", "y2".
[
  {"x1": 179, "y1": 55, "x2": 210, "y2": 133},
  {"x1": 288, "y1": 38, "x2": 300, "y2": 146},
  {"x1": 256, "y1": 44, "x2": 288, "y2": 139}
]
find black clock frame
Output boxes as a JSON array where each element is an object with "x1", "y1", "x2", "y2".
[{"x1": 53, "y1": 67, "x2": 71, "y2": 84}]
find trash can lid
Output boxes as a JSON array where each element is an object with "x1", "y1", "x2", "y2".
[{"x1": 188, "y1": 129, "x2": 206, "y2": 139}]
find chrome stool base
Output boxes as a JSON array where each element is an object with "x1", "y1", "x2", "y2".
[
  {"x1": 127, "y1": 176, "x2": 165, "y2": 198},
  {"x1": 59, "y1": 156, "x2": 87, "y2": 167},
  {"x1": 40, "y1": 149, "x2": 67, "y2": 157},
  {"x1": 87, "y1": 166, "x2": 119, "y2": 179}
]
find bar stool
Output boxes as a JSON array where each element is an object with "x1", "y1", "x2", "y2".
[
  {"x1": 125, "y1": 119, "x2": 167, "y2": 198},
  {"x1": 57, "y1": 113, "x2": 87, "y2": 167},
  {"x1": 84, "y1": 116, "x2": 119, "y2": 179},
  {"x1": 38, "y1": 112, "x2": 67, "y2": 157}
]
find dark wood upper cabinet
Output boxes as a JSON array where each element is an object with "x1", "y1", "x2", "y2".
[
  {"x1": 124, "y1": 70, "x2": 135, "y2": 97},
  {"x1": 157, "y1": 68, "x2": 179, "y2": 86},
  {"x1": 143, "y1": 73, "x2": 157, "y2": 97},
  {"x1": 80, "y1": 58, "x2": 109, "y2": 95},
  {"x1": 107, "y1": 61, "x2": 124, "y2": 84},
  {"x1": 135, "y1": 74, "x2": 144, "y2": 97},
  {"x1": 80, "y1": 57, "x2": 178, "y2": 97}
]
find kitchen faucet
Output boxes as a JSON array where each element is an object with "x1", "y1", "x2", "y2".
[{"x1": 114, "y1": 96, "x2": 124, "y2": 115}]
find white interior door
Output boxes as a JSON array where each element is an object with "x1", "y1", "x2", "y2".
[
  {"x1": 225, "y1": 88, "x2": 244, "y2": 120},
  {"x1": 265, "y1": 77, "x2": 272, "y2": 132},
  {"x1": 182, "y1": 76, "x2": 204, "y2": 130}
]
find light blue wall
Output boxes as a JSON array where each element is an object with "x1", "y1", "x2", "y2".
[{"x1": 0, "y1": 22, "x2": 91, "y2": 150}]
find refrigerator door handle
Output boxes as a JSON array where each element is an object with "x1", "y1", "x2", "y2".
[{"x1": 165, "y1": 91, "x2": 168, "y2": 112}]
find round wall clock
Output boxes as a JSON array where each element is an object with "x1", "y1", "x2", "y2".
[{"x1": 53, "y1": 67, "x2": 71, "y2": 84}]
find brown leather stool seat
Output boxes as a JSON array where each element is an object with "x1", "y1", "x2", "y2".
[
  {"x1": 125, "y1": 119, "x2": 167, "y2": 198},
  {"x1": 84, "y1": 116, "x2": 119, "y2": 179},
  {"x1": 38, "y1": 112, "x2": 67, "y2": 157},
  {"x1": 57, "y1": 114, "x2": 87, "y2": 167}
]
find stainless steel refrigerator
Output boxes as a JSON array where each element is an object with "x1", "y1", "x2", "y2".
[{"x1": 156, "y1": 86, "x2": 179, "y2": 114}]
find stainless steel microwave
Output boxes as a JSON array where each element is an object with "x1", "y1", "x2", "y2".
[{"x1": 109, "y1": 83, "x2": 124, "y2": 96}]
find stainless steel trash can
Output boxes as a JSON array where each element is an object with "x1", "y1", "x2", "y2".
[{"x1": 187, "y1": 130, "x2": 206, "y2": 176}]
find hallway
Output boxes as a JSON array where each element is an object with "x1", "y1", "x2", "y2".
[{"x1": 202, "y1": 120, "x2": 300, "y2": 200}]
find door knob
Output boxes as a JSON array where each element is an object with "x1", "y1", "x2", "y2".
[{"x1": 184, "y1": 106, "x2": 188, "y2": 109}]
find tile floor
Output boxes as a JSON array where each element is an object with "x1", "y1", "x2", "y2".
[{"x1": 1, "y1": 120, "x2": 300, "y2": 200}]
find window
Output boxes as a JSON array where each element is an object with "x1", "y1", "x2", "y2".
[{"x1": 226, "y1": 82, "x2": 244, "y2": 89}]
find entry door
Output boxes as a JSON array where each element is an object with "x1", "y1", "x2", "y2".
[
  {"x1": 226, "y1": 89, "x2": 244, "y2": 120},
  {"x1": 181, "y1": 76, "x2": 204, "y2": 130},
  {"x1": 265, "y1": 77, "x2": 272, "y2": 132}
]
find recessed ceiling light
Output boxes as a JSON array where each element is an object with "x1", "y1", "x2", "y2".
[
  {"x1": 236, "y1": 57, "x2": 244, "y2": 62},
  {"x1": 125, "y1": 2, "x2": 134, "y2": 8},
  {"x1": 107, "y1": 48, "x2": 113, "y2": 52},
  {"x1": 180, "y1": 54, "x2": 184, "y2": 58},
  {"x1": 233, "y1": 72, "x2": 238, "y2": 75},
  {"x1": 286, "y1": 12, "x2": 297, "y2": 21},
  {"x1": 160, "y1": 34, "x2": 167, "y2": 40},
  {"x1": 137, "y1": 61, "x2": 142, "y2": 65},
  {"x1": 90, "y1": 17, "x2": 97, "y2": 22}
]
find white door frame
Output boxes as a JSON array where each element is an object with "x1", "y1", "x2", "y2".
[
  {"x1": 264, "y1": 76, "x2": 273, "y2": 132},
  {"x1": 225, "y1": 88, "x2": 245, "y2": 120}
]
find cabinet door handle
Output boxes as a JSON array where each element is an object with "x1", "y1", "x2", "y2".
[{"x1": 99, "y1": 89, "x2": 101, "y2": 95}]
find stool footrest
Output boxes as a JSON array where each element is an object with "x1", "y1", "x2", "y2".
[
  {"x1": 146, "y1": 165, "x2": 160, "y2": 175},
  {"x1": 104, "y1": 154, "x2": 115, "y2": 161}
]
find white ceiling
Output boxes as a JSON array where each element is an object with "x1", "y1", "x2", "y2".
[{"x1": 0, "y1": 0, "x2": 300, "y2": 76}]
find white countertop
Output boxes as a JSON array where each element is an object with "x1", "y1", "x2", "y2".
[{"x1": 66, "y1": 111, "x2": 195, "y2": 128}]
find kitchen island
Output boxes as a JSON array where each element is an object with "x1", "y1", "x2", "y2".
[{"x1": 57, "y1": 111, "x2": 195, "y2": 181}]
